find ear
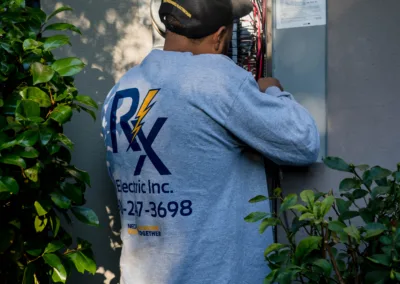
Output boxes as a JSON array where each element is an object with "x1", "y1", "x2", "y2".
[{"x1": 212, "y1": 26, "x2": 228, "y2": 53}]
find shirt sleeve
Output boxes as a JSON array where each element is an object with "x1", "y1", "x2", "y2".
[{"x1": 224, "y1": 75, "x2": 320, "y2": 166}]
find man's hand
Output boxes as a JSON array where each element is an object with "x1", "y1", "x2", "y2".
[{"x1": 257, "y1": 78, "x2": 283, "y2": 92}]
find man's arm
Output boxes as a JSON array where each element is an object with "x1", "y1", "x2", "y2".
[{"x1": 224, "y1": 75, "x2": 320, "y2": 166}]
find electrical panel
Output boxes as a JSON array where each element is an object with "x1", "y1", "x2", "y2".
[
  {"x1": 228, "y1": 0, "x2": 266, "y2": 80},
  {"x1": 272, "y1": 0, "x2": 327, "y2": 161}
]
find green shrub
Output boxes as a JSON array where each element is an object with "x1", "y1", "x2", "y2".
[
  {"x1": 247, "y1": 157, "x2": 400, "y2": 284},
  {"x1": 0, "y1": 1, "x2": 99, "y2": 283}
]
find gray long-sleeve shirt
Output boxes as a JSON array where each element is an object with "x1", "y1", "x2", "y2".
[{"x1": 101, "y1": 49, "x2": 320, "y2": 284}]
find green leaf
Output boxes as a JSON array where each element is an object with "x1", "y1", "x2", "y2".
[
  {"x1": 372, "y1": 186, "x2": 390, "y2": 199},
  {"x1": 66, "y1": 166, "x2": 91, "y2": 186},
  {"x1": 264, "y1": 243, "x2": 288, "y2": 257},
  {"x1": 43, "y1": 35, "x2": 70, "y2": 51},
  {"x1": 294, "y1": 236, "x2": 322, "y2": 264},
  {"x1": 244, "y1": 212, "x2": 268, "y2": 223},
  {"x1": 370, "y1": 166, "x2": 392, "y2": 180},
  {"x1": 273, "y1": 187, "x2": 282, "y2": 197},
  {"x1": 44, "y1": 241, "x2": 65, "y2": 254},
  {"x1": 249, "y1": 195, "x2": 268, "y2": 203},
  {"x1": 52, "y1": 268, "x2": 65, "y2": 283},
  {"x1": 0, "y1": 177, "x2": 19, "y2": 196},
  {"x1": 22, "y1": 263, "x2": 36, "y2": 284},
  {"x1": 71, "y1": 207, "x2": 99, "y2": 226},
  {"x1": 300, "y1": 189, "x2": 315, "y2": 206},
  {"x1": 26, "y1": 244, "x2": 43, "y2": 257},
  {"x1": 54, "y1": 92, "x2": 71, "y2": 102},
  {"x1": 8, "y1": 219, "x2": 20, "y2": 229},
  {"x1": 17, "y1": 147, "x2": 40, "y2": 158},
  {"x1": 75, "y1": 95, "x2": 98, "y2": 109},
  {"x1": 394, "y1": 172, "x2": 400, "y2": 182},
  {"x1": 48, "y1": 105, "x2": 73, "y2": 124},
  {"x1": 268, "y1": 249, "x2": 290, "y2": 265},
  {"x1": 365, "y1": 223, "x2": 386, "y2": 239},
  {"x1": 52, "y1": 57, "x2": 85, "y2": 77},
  {"x1": 353, "y1": 189, "x2": 369, "y2": 199},
  {"x1": 43, "y1": 254, "x2": 67, "y2": 283},
  {"x1": 299, "y1": 212, "x2": 315, "y2": 221},
  {"x1": 44, "y1": 23, "x2": 82, "y2": 34},
  {"x1": 23, "y1": 39, "x2": 43, "y2": 51},
  {"x1": 62, "y1": 183, "x2": 83, "y2": 204},
  {"x1": 80, "y1": 106, "x2": 97, "y2": 120},
  {"x1": 30, "y1": 63, "x2": 55, "y2": 85},
  {"x1": 336, "y1": 198, "x2": 351, "y2": 214},
  {"x1": 49, "y1": 214, "x2": 61, "y2": 237},
  {"x1": 328, "y1": 220, "x2": 346, "y2": 232},
  {"x1": 365, "y1": 271, "x2": 389, "y2": 284},
  {"x1": 339, "y1": 178, "x2": 360, "y2": 191},
  {"x1": 320, "y1": 195, "x2": 335, "y2": 217},
  {"x1": 34, "y1": 200, "x2": 51, "y2": 216},
  {"x1": 39, "y1": 127, "x2": 55, "y2": 145},
  {"x1": 50, "y1": 192, "x2": 72, "y2": 209},
  {"x1": 56, "y1": 133, "x2": 74, "y2": 150},
  {"x1": 313, "y1": 259, "x2": 332, "y2": 277},
  {"x1": 0, "y1": 154, "x2": 26, "y2": 168},
  {"x1": 0, "y1": 227, "x2": 15, "y2": 253},
  {"x1": 34, "y1": 216, "x2": 48, "y2": 232},
  {"x1": 0, "y1": 42, "x2": 14, "y2": 54},
  {"x1": 356, "y1": 164, "x2": 369, "y2": 171},
  {"x1": 344, "y1": 225, "x2": 361, "y2": 243},
  {"x1": 289, "y1": 204, "x2": 309, "y2": 212},
  {"x1": 25, "y1": 165, "x2": 40, "y2": 182},
  {"x1": 259, "y1": 218, "x2": 279, "y2": 234},
  {"x1": 264, "y1": 270, "x2": 278, "y2": 284},
  {"x1": 66, "y1": 248, "x2": 97, "y2": 275},
  {"x1": 340, "y1": 210, "x2": 359, "y2": 220},
  {"x1": 367, "y1": 254, "x2": 391, "y2": 267},
  {"x1": 276, "y1": 271, "x2": 294, "y2": 284},
  {"x1": 362, "y1": 170, "x2": 373, "y2": 187},
  {"x1": 290, "y1": 217, "x2": 308, "y2": 235},
  {"x1": 47, "y1": 6, "x2": 73, "y2": 21},
  {"x1": 380, "y1": 236, "x2": 392, "y2": 245},
  {"x1": 16, "y1": 130, "x2": 39, "y2": 147},
  {"x1": 279, "y1": 194, "x2": 297, "y2": 214},
  {"x1": 49, "y1": 145, "x2": 61, "y2": 155},
  {"x1": 323, "y1": 157, "x2": 351, "y2": 172},
  {"x1": 16, "y1": 100, "x2": 40, "y2": 119}
]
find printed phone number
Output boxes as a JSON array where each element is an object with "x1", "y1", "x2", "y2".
[{"x1": 119, "y1": 200, "x2": 193, "y2": 218}]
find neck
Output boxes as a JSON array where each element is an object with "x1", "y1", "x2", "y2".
[{"x1": 163, "y1": 32, "x2": 208, "y2": 55}]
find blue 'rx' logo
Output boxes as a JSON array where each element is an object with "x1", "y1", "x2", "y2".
[{"x1": 109, "y1": 88, "x2": 171, "y2": 176}]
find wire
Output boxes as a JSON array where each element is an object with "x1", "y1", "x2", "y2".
[{"x1": 229, "y1": 0, "x2": 265, "y2": 80}]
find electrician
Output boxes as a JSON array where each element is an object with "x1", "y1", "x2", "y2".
[{"x1": 101, "y1": 0, "x2": 320, "y2": 283}]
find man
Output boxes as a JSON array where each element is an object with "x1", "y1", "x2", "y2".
[{"x1": 101, "y1": 0, "x2": 320, "y2": 283}]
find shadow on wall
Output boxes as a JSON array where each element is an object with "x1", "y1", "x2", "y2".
[{"x1": 41, "y1": 0, "x2": 155, "y2": 283}]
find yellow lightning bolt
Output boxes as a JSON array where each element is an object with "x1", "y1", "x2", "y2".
[{"x1": 131, "y1": 89, "x2": 159, "y2": 142}]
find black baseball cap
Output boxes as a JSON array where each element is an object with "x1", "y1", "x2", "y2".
[{"x1": 159, "y1": 0, "x2": 253, "y2": 39}]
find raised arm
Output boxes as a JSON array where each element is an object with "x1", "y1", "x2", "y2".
[{"x1": 224, "y1": 75, "x2": 320, "y2": 166}]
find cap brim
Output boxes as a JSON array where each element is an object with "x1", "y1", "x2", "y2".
[{"x1": 232, "y1": 0, "x2": 253, "y2": 19}]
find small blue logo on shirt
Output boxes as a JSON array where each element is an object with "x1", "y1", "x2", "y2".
[{"x1": 109, "y1": 88, "x2": 171, "y2": 176}]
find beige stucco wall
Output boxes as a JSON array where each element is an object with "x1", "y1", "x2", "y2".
[
  {"x1": 42, "y1": 1, "x2": 155, "y2": 283},
  {"x1": 42, "y1": 0, "x2": 400, "y2": 283}
]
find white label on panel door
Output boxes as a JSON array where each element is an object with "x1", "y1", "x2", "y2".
[{"x1": 276, "y1": 0, "x2": 326, "y2": 29}]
